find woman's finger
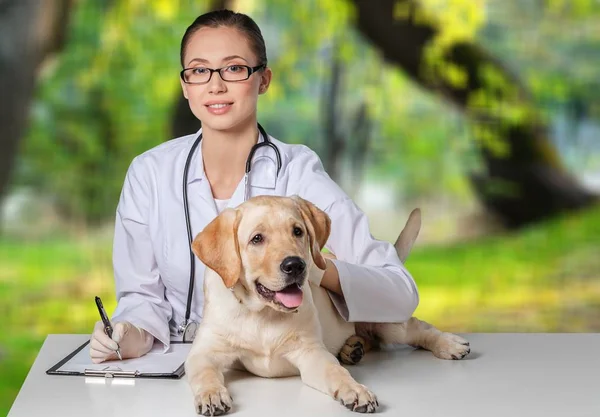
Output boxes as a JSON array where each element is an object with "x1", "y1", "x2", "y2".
[{"x1": 90, "y1": 337, "x2": 114, "y2": 354}]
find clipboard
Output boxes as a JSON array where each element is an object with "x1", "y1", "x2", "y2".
[{"x1": 46, "y1": 339, "x2": 192, "y2": 379}]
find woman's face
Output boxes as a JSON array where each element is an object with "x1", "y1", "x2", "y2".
[{"x1": 180, "y1": 26, "x2": 271, "y2": 133}]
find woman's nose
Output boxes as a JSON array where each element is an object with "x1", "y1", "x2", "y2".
[{"x1": 208, "y1": 72, "x2": 227, "y2": 94}]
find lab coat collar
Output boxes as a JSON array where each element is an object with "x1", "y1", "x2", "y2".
[
  {"x1": 185, "y1": 127, "x2": 277, "y2": 190},
  {"x1": 186, "y1": 128, "x2": 205, "y2": 185}
]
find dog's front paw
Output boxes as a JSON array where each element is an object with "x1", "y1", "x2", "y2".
[
  {"x1": 194, "y1": 386, "x2": 233, "y2": 416},
  {"x1": 333, "y1": 381, "x2": 379, "y2": 413},
  {"x1": 432, "y1": 332, "x2": 471, "y2": 360}
]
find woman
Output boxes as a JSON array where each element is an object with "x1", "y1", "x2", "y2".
[{"x1": 90, "y1": 9, "x2": 419, "y2": 363}]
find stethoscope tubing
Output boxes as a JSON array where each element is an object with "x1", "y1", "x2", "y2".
[{"x1": 180, "y1": 123, "x2": 282, "y2": 339}]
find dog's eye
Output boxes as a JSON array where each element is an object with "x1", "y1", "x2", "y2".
[
  {"x1": 293, "y1": 227, "x2": 303, "y2": 237},
  {"x1": 251, "y1": 234, "x2": 263, "y2": 244}
]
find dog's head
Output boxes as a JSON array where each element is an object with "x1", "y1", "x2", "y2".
[{"x1": 192, "y1": 195, "x2": 330, "y2": 313}]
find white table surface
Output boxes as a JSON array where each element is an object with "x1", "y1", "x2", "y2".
[{"x1": 8, "y1": 333, "x2": 600, "y2": 416}]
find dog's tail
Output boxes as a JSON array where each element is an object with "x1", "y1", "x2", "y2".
[{"x1": 394, "y1": 208, "x2": 422, "y2": 263}]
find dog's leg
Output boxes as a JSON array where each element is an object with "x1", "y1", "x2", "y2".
[
  {"x1": 338, "y1": 322, "x2": 385, "y2": 365},
  {"x1": 287, "y1": 344, "x2": 379, "y2": 413},
  {"x1": 185, "y1": 341, "x2": 238, "y2": 416},
  {"x1": 375, "y1": 317, "x2": 470, "y2": 360}
]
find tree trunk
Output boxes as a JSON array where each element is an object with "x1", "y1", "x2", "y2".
[
  {"x1": 0, "y1": 0, "x2": 72, "y2": 200},
  {"x1": 347, "y1": 100, "x2": 371, "y2": 197},
  {"x1": 349, "y1": 0, "x2": 598, "y2": 227},
  {"x1": 321, "y1": 42, "x2": 345, "y2": 181}
]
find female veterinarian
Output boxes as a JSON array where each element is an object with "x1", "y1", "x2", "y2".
[{"x1": 89, "y1": 9, "x2": 419, "y2": 363}]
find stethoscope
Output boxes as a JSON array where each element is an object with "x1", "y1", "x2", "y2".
[{"x1": 177, "y1": 123, "x2": 282, "y2": 342}]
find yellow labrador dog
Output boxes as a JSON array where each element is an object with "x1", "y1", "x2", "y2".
[{"x1": 186, "y1": 195, "x2": 470, "y2": 415}]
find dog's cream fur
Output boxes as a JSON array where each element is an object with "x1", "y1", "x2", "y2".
[{"x1": 186, "y1": 195, "x2": 470, "y2": 415}]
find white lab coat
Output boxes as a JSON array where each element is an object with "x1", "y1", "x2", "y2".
[{"x1": 111, "y1": 129, "x2": 419, "y2": 349}]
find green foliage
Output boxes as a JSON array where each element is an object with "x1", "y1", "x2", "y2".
[
  {"x1": 13, "y1": 0, "x2": 599, "y2": 223},
  {"x1": 19, "y1": 0, "x2": 214, "y2": 223},
  {"x1": 481, "y1": 1, "x2": 600, "y2": 119}
]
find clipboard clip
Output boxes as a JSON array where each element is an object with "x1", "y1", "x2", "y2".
[{"x1": 84, "y1": 366, "x2": 139, "y2": 378}]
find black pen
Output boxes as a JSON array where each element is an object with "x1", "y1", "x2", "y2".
[{"x1": 95, "y1": 296, "x2": 122, "y2": 360}]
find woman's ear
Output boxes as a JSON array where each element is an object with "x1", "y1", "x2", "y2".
[
  {"x1": 191, "y1": 209, "x2": 242, "y2": 288},
  {"x1": 180, "y1": 78, "x2": 189, "y2": 100},
  {"x1": 258, "y1": 67, "x2": 272, "y2": 95}
]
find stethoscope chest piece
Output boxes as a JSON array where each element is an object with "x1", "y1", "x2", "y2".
[{"x1": 182, "y1": 321, "x2": 199, "y2": 343}]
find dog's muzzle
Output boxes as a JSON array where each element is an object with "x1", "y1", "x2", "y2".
[{"x1": 255, "y1": 256, "x2": 307, "y2": 310}]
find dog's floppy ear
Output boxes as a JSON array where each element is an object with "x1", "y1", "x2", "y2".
[
  {"x1": 191, "y1": 208, "x2": 242, "y2": 288},
  {"x1": 292, "y1": 196, "x2": 331, "y2": 270}
]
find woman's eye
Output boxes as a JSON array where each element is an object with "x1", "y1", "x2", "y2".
[
  {"x1": 227, "y1": 65, "x2": 242, "y2": 72},
  {"x1": 293, "y1": 227, "x2": 303, "y2": 237},
  {"x1": 192, "y1": 67, "x2": 208, "y2": 74},
  {"x1": 251, "y1": 234, "x2": 263, "y2": 244}
]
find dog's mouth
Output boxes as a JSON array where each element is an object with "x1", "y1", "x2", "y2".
[{"x1": 256, "y1": 281, "x2": 303, "y2": 310}]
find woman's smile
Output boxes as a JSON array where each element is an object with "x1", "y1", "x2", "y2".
[{"x1": 205, "y1": 101, "x2": 234, "y2": 115}]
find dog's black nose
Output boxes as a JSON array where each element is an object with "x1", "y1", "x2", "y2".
[{"x1": 280, "y1": 256, "x2": 306, "y2": 277}]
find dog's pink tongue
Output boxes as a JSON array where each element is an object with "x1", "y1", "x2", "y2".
[{"x1": 275, "y1": 285, "x2": 303, "y2": 308}]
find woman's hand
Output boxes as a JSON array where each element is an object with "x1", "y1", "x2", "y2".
[
  {"x1": 309, "y1": 252, "x2": 342, "y2": 295},
  {"x1": 90, "y1": 321, "x2": 154, "y2": 363}
]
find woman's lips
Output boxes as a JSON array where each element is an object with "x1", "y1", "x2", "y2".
[{"x1": 205, "y1": 103, "x2": 233, "y2": 115}]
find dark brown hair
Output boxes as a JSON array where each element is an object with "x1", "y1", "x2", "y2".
[{"x1": 180, "y1": 9, "x2": 268, "y2": 68}]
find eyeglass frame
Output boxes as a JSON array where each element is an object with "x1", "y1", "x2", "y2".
[{"x1": 180, "y1": 64, "x2": 266, "y2": 85}]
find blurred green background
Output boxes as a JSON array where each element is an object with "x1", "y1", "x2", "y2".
[{"x1": 1, "y1": 0, "x2": 599, "y2": 414}]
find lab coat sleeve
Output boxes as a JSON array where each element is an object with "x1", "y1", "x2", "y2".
[
  {"x1": 110, "y1": 156, "x2": 172, "y2": 351},
  {"x1": 291, "y1": 147, "x2": 419, "y2": 323}
]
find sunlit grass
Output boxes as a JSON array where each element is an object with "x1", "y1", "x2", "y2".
[
  {"x1": 0, "y1": 233, "x2": 116, "y2": 416},
  {"x1": 1, "y1": 205, "x2": 599, "y2": 414},
  {"x1": 409, "y1": 205, "x2": 600, "y2": 331}
]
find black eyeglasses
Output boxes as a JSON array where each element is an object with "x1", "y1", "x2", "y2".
[{"x1": 180, "y1": 64, "x2": 266, "y2": 85}]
